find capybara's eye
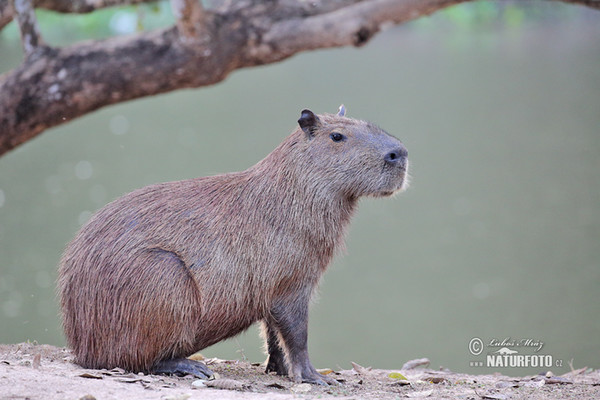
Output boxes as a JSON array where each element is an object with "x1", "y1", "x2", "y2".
[{"x1": 330, "y1": 132, "x2": 345, "y2": 142}]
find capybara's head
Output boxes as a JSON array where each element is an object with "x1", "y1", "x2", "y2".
[{"x1": 292, "y1": 105, "x2": 409, "y2": 199}]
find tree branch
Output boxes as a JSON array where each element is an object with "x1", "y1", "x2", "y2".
[
  {"x1": 254, "y1": 0, "x2": 468, "y2": 63},
  {"x1": 0, "y1": 0, "x2": 157, "y2": 30},
  {"x1": 557, "y1": 0, "x2": 600, "y2": 9},
  {"x1": 0, "y1": 0, "x2": 598, "y2": 156},
  {"x1": 170, "y1": 0, "x2": 205, "y2": 40},
  {"x1": 13, "y1": 0, "x2": 45, "y2": 55}
]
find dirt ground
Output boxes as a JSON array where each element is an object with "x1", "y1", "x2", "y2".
[{"x1": 1, "y1": 342, "x2": 598, "y2": 400}]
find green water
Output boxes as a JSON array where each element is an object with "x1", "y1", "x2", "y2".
[{"x1": 1, "y1": 6, "x2": 599, "y2": 376}]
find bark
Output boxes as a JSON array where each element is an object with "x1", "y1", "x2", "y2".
[
  {"x1": 0, "y1": 0, "x2": 598, "y2": 156},
  {"x1": 13, "y1": 0, "x2": 44, "y2": 54},
  {"x1": 170, "y1": 0, "x2": 206, "y2": 39}
]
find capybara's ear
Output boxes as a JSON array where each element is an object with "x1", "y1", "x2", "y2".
[
  {"x1": 337, "y1": 104, "x2": 346, "y2": 117},
  {"x1": 298, "y1": 109, "x2": 321, "y2": 138}
]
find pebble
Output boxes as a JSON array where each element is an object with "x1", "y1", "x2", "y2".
[
  {"x1": 192, "y1": 379, "x2": 207, "y2": 388},
  {"x1": 290, "y1": 383, "x2": 312, "y2": 393}
]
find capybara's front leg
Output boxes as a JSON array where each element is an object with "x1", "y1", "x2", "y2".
[
  {"x1": 263, "y1": 320, "x2": 289, "y2": 376},
  {"x1": 270, "y1": 293, "x2": 339, "y2": 385},
  {"x1": 151, "y1": 358, "x2": 213, "y2": 378}
]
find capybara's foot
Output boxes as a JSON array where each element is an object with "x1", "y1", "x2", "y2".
[
  {"x1": 291, "y1": 364, "x2": 340, "y2": 386},
  {"x1": 151, "y1": 358, "x2": 214, "y2": 378},
  {"x1": 265, "y1": 353, "x2": 288, "y2": 376},
  {"x1": 297, "y1": 369, "x2": 340, "y2": 386}
]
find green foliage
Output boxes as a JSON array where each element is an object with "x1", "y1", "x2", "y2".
[
  {"x1": 0, "y1": 0, "x2": 592, "y2": 45},
  {"x1": 412, "y1": 0, "x2": 586, "y2": 30},
  {"x1": 1, "y1": 1, "x2": 174, "y2": 45}
]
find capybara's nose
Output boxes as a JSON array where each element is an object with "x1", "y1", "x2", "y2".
[{"x1": 384, "y1": 146, "x2": 408, "y2": 169}]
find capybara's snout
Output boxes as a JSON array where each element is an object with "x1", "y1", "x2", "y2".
[{"x1": 383, "y1": 145, "x2": 408, "y2": 170}]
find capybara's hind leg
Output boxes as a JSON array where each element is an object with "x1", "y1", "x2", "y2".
[{"x1": 151, "y1": 358, "x2": 213, "y2": 378}]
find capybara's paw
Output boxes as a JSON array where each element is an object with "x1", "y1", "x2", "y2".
[{"x1": 296, "y1": 369, "x2": 340, "y2": 386}]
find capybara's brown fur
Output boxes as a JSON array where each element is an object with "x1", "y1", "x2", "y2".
[{"x1": 58, "y1": 107, "x2": 408, "y2": 384}]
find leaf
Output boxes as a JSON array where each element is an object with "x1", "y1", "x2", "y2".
[
  {"x1": 480, "y1": 393, "x2": 508, "y2": 400},
  {"x1": 32, "y1": 354, "x2": 41, "y2": 369},
  {"x1": 427, "y1": 376, "x2": 447, "y2": 384},
  {"x1": 164, "y1": 395, "x2": 191, "y2": 400},
  {"x1": 103, "y1": 367, "x2": 126, "y2": 375},
  {"x1": 115, "y1": 377, "x2": 150, "y2": 383},
  {"x1": 187, "y1": 352, "x2": 205, "y2": 361},
  {"x1": 402, "y1": 358, "x2": 430, "y2": 370},
  {"x1": 317, "y1": 368, "x2": 334, "y2": 375},
  {"x1": 524, "y1": 379, "x2": 545, "y2": 388},
  {"x1": 544, "y1": 376, "x2": 573, "y2": 384},
  {"x1": 388, "y1": 372, "x2": 408, "y2": 380},
  {"x1": 406, "y1": 389, "x2": 434, "y2": 398},
  {"x1": 495, "y1": 381, "x2": 518, "y2": 388},
  {"x1": 351, "y1": 361, "x2": 372, "y2": 375},
  {"x1": 78, "y1": 372, "x2": 103, "y2": 379},
  {"x1": 205, "y1": 378, "x2": 249, "y2": 391}
]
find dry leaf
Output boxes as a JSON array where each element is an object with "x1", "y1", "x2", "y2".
[
  {"x1": 402, "y1": 358, "x2": 430, "y2": 370},
  {"x1": 163, "y1": 395, "x2": 191, "y2": 400},
  {"x1": 495, "y1": 381, "x2": 518, "y2": 389},
  {"x1": 187, "y1": 352, "x2": 205, "y2": 361},
  {"x1": 390, "y1": 380, "x2": 410, "y2": 386},
  {"x1": 317, "y1": 368, "x2": 334, "y2": 375},
  {"x1": 79, "y1": 372, "x2": 103, "y2": 379},
  {"x1": 524, "y1": 379, "x2": 545, "y2": 388},
  {"x1": 480, "y1": 393, "x2": 508, "y2": 400},
  {"x1": 545, "y1": 376, "x2": 573, "y2": 384},
  {"x1": 205, "y1": 378, "x2": 249, "y2": 391},
  {"x1": 351, "y1": 361, "x2": 372, "y2": 375},
  {"x1": 102, "y1": 367, "x2": 126, "y2": 376},
  {"x1": 116, "y1": 377, "x2": 150, "y2": 383},
  {"x1": 406, "y1": 389, "x2": 434, "y2": 398},
  {"x1": 32, "y1": 354, "x2": 41, "y2": 369},
  {"x1": 427, "y1": 376, "x2": 446, "y2": 384}
]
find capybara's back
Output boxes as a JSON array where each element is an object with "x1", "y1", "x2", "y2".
[{"x1": 58, "y1": 107, "x2": 409, "y2": 384}]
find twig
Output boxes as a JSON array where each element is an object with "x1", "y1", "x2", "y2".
[
  {"x1": 13, "y1": 0, "x2": 44, "y2": 55},
  {"x1": 170, "y1": 0, "x2": 206, "y2": 40},
  {"x1": 234, "y1": 338, "x2": 248, "y2": 361},
  {"x1": 402, "y1": 357, "x2": 431, "y2": 370}
]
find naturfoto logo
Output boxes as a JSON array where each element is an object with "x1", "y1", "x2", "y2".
[{"x1": 468, "y1": 337, "x2": 562, "y2": 369}]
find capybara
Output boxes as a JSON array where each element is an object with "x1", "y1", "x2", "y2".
[{"x1": 58, "y1": 106, "x2": 409, "y2": 385}]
